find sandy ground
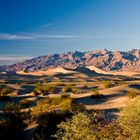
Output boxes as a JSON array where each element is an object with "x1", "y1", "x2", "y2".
[{"x1": 49, "y1": 85, "x2": 130, "y2": 110}]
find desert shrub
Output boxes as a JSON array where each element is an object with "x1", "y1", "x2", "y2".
[
  {"x1": 20, "y1": 82, "x2": 28, "y2": 87},
  {"x1": 127, "y1": 89, "x2": 140, "y2": 99},
  {"x1": 0, "y1": 87, "x2": 13, "y2": 95},
  {"x1": 90, "y1": 89, "x2": 104, "y2": 98},
  {"x1": 1, "y1": 103, "x2": 29, "y2": 140},
  {"x1": 96, "y1": 121, "x2": 125, "y2": 139},
  {"x1": 61, "y1": 93, "x2": 70, "y2": 99},
  {"x1": 119, "y1": 96, "x2": 140, "y2": 139},
  {"x1": 35, "y1": 82, "x2": 42, "y2": 87},
  {"x1": 70, "y1": 103, "x2": 87, "y2": 114},
  {"x1": 100, "y1": 81, "x2": 113, "y2": 89},
  {"x1": 53, "y1": 112, "x2": 97, "y2": 140},
  {"x1": 32, "y1": 111, "x2": 71, "y2": 140},
  {"x1": 19, "y1": 99, "x2": 33, "y2": 108},
  {"x1": 71, "y1": 87, "x2": 79, "y2": 94},
  {"x1": 31, "y1": 97, "x2": 73, "y2": 119},
  {"x1": 83, "y1": 84, "x2": 89, "y2": 89},
  {"x1": 4, "y1": 102, "x2": 22, "y2": 114},
  {"x1": 62, "y1": 85, "x2": 72, "y2": 93},
  {"x1": 33, "y1": 85, "x2": 56, "y2": 95},
  {"x1": 0, "y1": 87, "x2": 13, "y2": 101},
  {"x1": 10, "y1": 91, "x2": 18, "y2": 97}
]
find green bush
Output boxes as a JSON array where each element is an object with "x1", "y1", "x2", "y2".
[
  {"x1": 33, "y1": 85, "x2": 56, "y2": 95},
  {"x1": 53, "y1": 112, "x2": 96, "y2": 140},
  {"x1": 31, "y1": 97, "x2": 73, "y2": 119},
  {"x1": 119, "y1": 96, "x2": 140, "y2": 139}
]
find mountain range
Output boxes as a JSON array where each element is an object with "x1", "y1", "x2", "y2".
[{"x1": 0, "y1": 49, "x2": 140, "y2": 72}]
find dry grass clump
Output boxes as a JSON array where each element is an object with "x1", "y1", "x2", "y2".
[
  {"x1": 100, "y1": 81, "x2": 117, "y2": 89},
  {"x1": 127, "y1": 89, "x2": 140, "y2": 99},
  {"x1": 0, "y1": 85, "x2": 13, "y2": 101},
  {"x1": 90, "y1": 89, "x2": 104, "y2": 99}
]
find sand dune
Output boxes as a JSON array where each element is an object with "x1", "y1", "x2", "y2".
[
  {"x1": 17, "y1": 67, "x2": 78, "y2": 76},
  {"x1": 86, "y1": 66, "x2": 109, "y2": 75},
  {"x1": 87, "y1": 65, "x2": 140, "y2": 76},
  {"x1": 17, "y1": 65, "x2": 140, "y2": 77},
  {"x1": 109, "y1": 71, "x2": 140, "y2": 76}
]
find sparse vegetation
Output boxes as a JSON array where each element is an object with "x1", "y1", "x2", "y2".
[
  {"x1": 31, "y1": 97, "x2": 73, "y2": 119},
  {"x1": 127, "y1": 89, "x2": 140, "y2": 99},
  {"x1": 33, "y1": 84, "x2": 56, "y2": 95},
  {"x1": 0, "y1": 86, "x2": 13, "y2": 101},
  {"x1": 20, "y1": 82, "x2": 28, "y2": 87},
  {"x1": 61, "y1": 93, "x2": 70, "y2": 99},
  {"x1": 19, "y1": 99, "x2": 33, "y2": 108},
  {"x1": 90, "y1": 89, "x2": 104, "y2": 98},
  {"x1": 62, "y1": 84, "x2": 72, "y2": 93},
  {"x1": 1, "y1": 64, "x2": 140, "y2": 140}
]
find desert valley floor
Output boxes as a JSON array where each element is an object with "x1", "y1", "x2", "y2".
[{"x1": 1, "y1": 66, "x2": 140, "y2": 119}]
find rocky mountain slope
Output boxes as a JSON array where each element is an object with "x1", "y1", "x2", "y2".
[{"x1": 0, "y1": 49, "x2": 140, "y2": 72}]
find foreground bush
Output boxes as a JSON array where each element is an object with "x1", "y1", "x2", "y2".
[
  {"x1": 53, "y1": 112, "x2": 97, "y2": 140},
  {"x1": 0, "y1": 102, "x2": 31, "y2": 140},
  {"x1": 32, "y1": 111, "x2": 71, "y2": 140},
  {"x1": 119, "y1": 96, "x2": 140, "y2": 139}
]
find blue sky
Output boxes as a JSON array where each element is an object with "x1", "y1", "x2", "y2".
[{"x1": 0, "y1": 0, "x2": 140, "y2": 64}]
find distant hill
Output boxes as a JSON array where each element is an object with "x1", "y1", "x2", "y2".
[{"x1": 0, "y1": 49, "x2": 140, "y2": 72}]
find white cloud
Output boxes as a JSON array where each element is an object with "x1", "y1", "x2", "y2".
[
  {"x1": 39, "y1": 23, "x2": 52, "y2": 28},
  {"x1": 0, "y1": 55, "x2": 32, "y2": 65},
  {"x1": 1, "y1": 32, "x2": 140, "y2": 41},
  {"x1": 0, "y1": 33, "x2": 35, "y2": 40},
  {"x1": 0, "y1": 33, "x2": 78, "y2": 40},
  {"x1": 0, "y1": 55, "x2": 32, "y2": 61}
]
